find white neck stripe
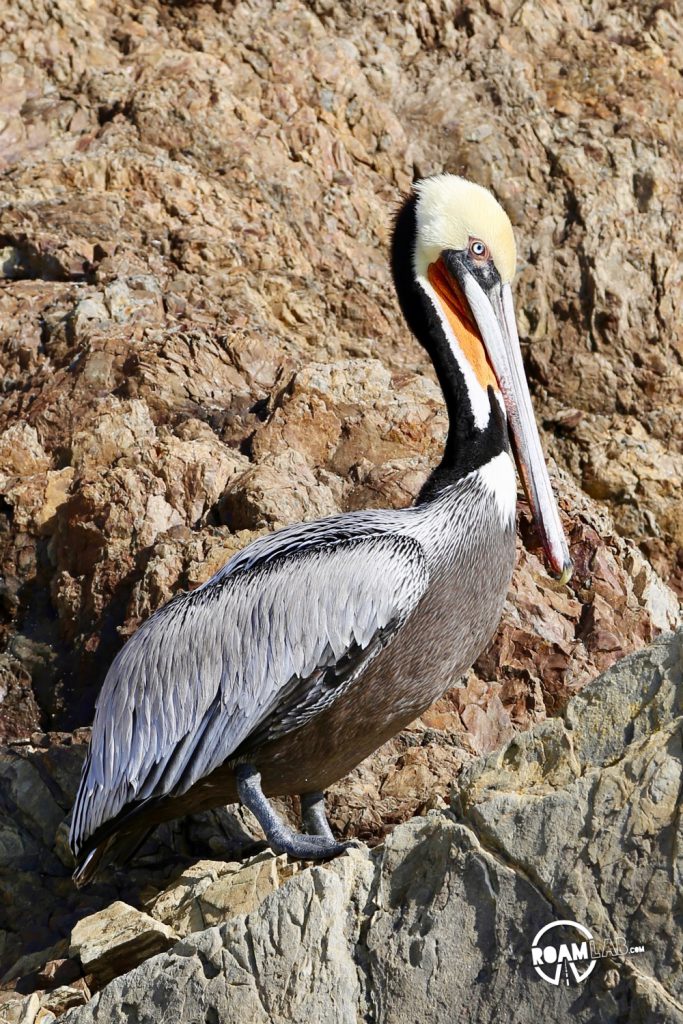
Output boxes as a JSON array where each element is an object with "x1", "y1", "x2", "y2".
[{"x1": 415, "y1": 274, "x2": 492, "y2": 431}]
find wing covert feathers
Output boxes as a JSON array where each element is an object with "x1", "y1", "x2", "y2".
[{"x1": 70, "y1": 532, "x2": 428, "y2": 860}]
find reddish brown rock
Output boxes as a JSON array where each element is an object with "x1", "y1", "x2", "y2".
[{"x1": 0, "y1": 0, "x2": 681, "y2": 1003}]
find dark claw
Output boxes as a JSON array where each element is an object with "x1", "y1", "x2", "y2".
[{"x1": 269, "y1": 831, "x2": 353, "y2": 860}]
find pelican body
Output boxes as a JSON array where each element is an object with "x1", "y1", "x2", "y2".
[{"x1": 70, "y1": 176, "x2": 572, "y2": 884}]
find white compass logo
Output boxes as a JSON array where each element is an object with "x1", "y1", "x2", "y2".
[{"x1": 531, "y1": 920, "x2": 597, "y2": 986}]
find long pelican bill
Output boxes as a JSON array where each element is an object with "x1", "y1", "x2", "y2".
[{"x1": 459, "y1": 272, "x2": 573, "y2": 585}]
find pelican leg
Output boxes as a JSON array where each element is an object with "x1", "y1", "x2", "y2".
[
  {"x1": 300, "y1": 791, "x2": 335, "y2": 841},
  {"x1": 235, "y1": 764, "x2": 350, "y2": 860}
]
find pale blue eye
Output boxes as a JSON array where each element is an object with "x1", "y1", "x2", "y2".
[{"x1": 470, "y1": 240, "x2": 486, "y2": 257}]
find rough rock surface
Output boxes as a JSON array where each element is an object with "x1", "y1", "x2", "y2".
[
  {"x1": 146, "y1": 851, "x2": 302, "y2": 935},
  {"x1": 68, "y1": 901, "x2": 178, "y2": 988},
  {"x1": 0, "y1": 0, "x2": 681, "y2": 741},
  {"x1": 0, "y1": 0, "x2": 682, "y2": 1009},
  {"x1": 43, "y1": 630, "x2": 681, "y2": 1023}
]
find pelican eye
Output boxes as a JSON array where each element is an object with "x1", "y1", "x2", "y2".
[{"x1": 468, "y1": 238, "x2": 490, "y2": 261}]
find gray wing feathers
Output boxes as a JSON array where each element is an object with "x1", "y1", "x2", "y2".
[{"x1": 71, "y1": 534, "x2": 427, "y2": 854}]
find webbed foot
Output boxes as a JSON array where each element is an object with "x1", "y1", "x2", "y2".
[{"x1": 235, "y1": 764, "x2": 352, "y2": 861}]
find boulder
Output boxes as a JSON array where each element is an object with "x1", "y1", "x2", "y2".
[
  {"x1": 0, "y1": 0, "x2": 680, "y2": 751},
  {"x1": 59, "y1": 631, "x2": 683, "y2": 1023},
  {"x1": 68, "y1": 902, "x2": 178, "y2": 989}
]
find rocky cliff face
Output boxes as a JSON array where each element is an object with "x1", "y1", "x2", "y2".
[
  {"x1": 2, "y1": 632, "x2": 680, "y2": 1023},
  {"x1": 0, "y1": 0, "x2": 680, "y2": 789},
  {"x1": 0, "y1": 0, "x2": 681, "y2": 1015}
]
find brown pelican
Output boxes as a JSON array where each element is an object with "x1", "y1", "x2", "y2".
[{"x1": 70, "y1": 175, "x2": 571, "y2": 885}]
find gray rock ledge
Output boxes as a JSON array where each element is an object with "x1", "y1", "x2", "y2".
[{"x1": 62, "y1": 631, "x2": 683, "y2": 1024}]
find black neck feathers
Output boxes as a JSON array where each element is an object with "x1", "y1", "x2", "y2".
[{"x1": 390, "y1": 194, "x2": 507, "y2": 500}]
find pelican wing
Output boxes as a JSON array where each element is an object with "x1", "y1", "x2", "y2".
[{"x1": 70, "y1": 530, "x2": 428, "y2": 856}]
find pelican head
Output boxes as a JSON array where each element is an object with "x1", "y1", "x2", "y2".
[{"x1": 393, "y1": 174, "x2": 572, "y2": 584}]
